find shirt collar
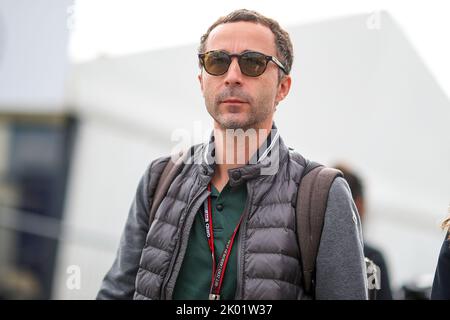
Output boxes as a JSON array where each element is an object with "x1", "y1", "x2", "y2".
[{"x1": 200, "y1": 122, "x2": 283, "y2": 186}]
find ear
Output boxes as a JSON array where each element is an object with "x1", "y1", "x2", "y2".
[
  {"x1": 198, "y1": 72, "x2": 204, "y2": 95},
  {"x1": 275, "y1": 75, "x2": 292, "y2": 104}
]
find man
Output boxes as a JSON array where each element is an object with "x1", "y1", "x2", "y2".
[
  {"x1": 334, "y1": 163, "x2": 393, "y2": 300},
  {"x1": 97, "y1": 9, "x2": 367, "y2": 300}
]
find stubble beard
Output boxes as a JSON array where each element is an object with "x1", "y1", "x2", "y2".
[{"x1": 206, "y1": 88, "x2": 274, "y2": 131}]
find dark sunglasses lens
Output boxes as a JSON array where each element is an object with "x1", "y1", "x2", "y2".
[
  {"x1": 203, "y1": 51, "x2": 230, "y2": 75},
  {"x1": 239, "y1": 52, "x2": 267, "y2": 76}
]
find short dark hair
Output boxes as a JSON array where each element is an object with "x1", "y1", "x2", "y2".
[{"x1": 198, "y1": 9, "x2": 294, "y2": 75}]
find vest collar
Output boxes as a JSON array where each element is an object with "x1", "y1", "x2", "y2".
[{"x1": 199, "y1": 123, "x2": 288, "y2": 186}]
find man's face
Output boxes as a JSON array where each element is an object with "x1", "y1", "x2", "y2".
[{"x1": 199, "y1": 21, "x2": 291, "y2": 131}]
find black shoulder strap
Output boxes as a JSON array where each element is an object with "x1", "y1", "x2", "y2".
[{"x1": 293, "y1": 152, "x2": 343, "y2": 297}]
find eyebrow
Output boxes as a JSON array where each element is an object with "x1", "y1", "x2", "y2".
[{"x1": 211, "y1": 49, "x2": 266, "y2": 55}]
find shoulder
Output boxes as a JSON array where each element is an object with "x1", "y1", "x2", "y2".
[
  {"x1": 142, "y1": 143, "x2": 205, "y2": 189},
  {"x1": 144, "y1": 143, "x2": 203, "y2": 178},
  {"x1": 329, "y1": 176, "x2": 352, "y2": 198},
  {"x1": 141, "y1": 155, "x2": 172, "y2": 186},
  {"x1": 432, "y1": 233, "x2": 450, "y2": 299},
  {"x1": 436, "y1": 234, "x2": 450, "y2": 277},
  {"x1": 327, "y1": 176, "x2": 355, "y2": 213},
  {"x1": 323, "y1": 176, "x2": 361, "y2": 234},
  {"x1": 439, "y1": 234, "x2": 450, "y2": 261}
]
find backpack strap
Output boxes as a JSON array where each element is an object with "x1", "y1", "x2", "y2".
[
  {"x1": 296, "y1": 157, "x2": 343, "y2": 297},
  {"x1": 148, "y1": 148, "x2": 190, "y2": 229}
]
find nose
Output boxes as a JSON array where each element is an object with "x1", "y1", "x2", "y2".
[{"x1": 224, "y1": 56, "x2": 243, "y2": 86}]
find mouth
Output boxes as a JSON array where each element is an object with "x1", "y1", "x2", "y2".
[{"x1": 221, "y1": 98, "x2": 247, "y2": 104}]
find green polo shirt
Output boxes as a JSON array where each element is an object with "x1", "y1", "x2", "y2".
[{"x1": 173, "y1": 181, "x2": 247, "y2": 300}]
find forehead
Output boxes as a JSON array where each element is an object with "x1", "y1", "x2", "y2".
[{"x1": 205, "y1": 21, "x2": 277, "y2": 55}]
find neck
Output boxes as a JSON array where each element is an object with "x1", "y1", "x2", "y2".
[{"x1": 211, "y1": 119, "x2": 273, "y2": 191}]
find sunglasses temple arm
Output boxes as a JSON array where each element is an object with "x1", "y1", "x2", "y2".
[{"x1": 271, "y1": 56, "x2": 288, "y2": 74}]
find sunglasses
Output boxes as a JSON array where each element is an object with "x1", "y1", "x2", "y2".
[{"x1": 198, "y1": 50, "x2": 288, "y2": 77}]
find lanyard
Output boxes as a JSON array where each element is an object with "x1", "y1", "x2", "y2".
[{"x1": 203, "y1": 183, "x2": 244, "y2": 300}]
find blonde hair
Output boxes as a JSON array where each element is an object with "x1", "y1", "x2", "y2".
[
  {"x1": 442, "y1": 215, "x2": 450, "y2": 240},
  {"x1": 442, "y1": 216, "x2": 450, "y2": 230}
]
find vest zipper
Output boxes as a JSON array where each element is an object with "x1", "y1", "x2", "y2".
[
  {"x1": 234, "y1": 183, "x2": 253, "y2": 300},
  {"x1": 160, "y1": 185, "x2": 209, "y2": 299}
]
